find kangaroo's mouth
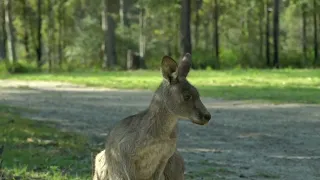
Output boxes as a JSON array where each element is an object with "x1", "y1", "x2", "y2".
[{"x1": 191, "y1": 119, "x2": 209, "y2": 125}]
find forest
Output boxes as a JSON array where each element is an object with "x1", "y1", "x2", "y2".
[{"x1": 0, "y1": 0, "x2": 320, "y2": 73}]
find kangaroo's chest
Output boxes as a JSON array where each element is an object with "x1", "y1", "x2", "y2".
[{"x1": 135, "y1": 138, "x2": 176, "y2": 179}]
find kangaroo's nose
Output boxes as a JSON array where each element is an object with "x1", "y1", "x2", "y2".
[{"x1": 203, "y1": 113, "x2": 211, "y2": 121}]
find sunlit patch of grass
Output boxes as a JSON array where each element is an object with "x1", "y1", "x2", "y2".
[
  {"x1": 0, "y1": 106, "x2": 92, "y2": 180},
  {"x1": 1, "y1": 69, "x2": 320, "y2": 104}
]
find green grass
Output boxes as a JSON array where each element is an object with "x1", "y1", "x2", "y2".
[
  {"x1": 1, "y1": 69, "x2": 320, "y2": 104},
  {"x1": 0, "y1": 106, "x2": 93, "y2": 180}
]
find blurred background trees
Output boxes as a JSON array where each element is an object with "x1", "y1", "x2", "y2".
[{"x1": 0, "y1": 0, "x2": 319, "y2": 72}]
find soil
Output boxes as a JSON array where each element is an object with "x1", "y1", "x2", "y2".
[{"x1": 0, "y1": 80, "x2": 319, "y2": 180}]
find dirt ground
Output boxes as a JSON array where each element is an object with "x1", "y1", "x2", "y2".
[{"x1": 0, "y1": 80, "x2": 319, "y2": 180}]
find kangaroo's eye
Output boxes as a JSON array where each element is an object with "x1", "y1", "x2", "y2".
[{"x1": 183, "y1": 94, "x2": 192, "y2": 101}]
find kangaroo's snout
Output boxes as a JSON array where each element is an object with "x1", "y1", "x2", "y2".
[
  {"x1": 190, "y1": 100, "x2": 212, "y2": 125},
  {"x1": 203, "y1": 113, "x2": 211, "y2": 121}
]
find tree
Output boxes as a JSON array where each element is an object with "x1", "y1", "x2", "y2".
[
  {"x1": 22, "y1": 0, "x2": 30, "y2": 59},
  {"x1": 48, "y1": 0, "x2": 56, "y2": 72},
  {"x1": 266, "y1": 1, "x2": 271, "y2": 67},
  {"x1": 102, "y1": 0, "x2": 117, "y2": 69},
  {"x1": 119, "y1": 0, "x2": 130, "y2": 27},
  {"x1": 139, "y1": 5, "x2": 146, "y2": 69},
  {"x1": 273, "y1": 0, "x2": 280, "y2": 68},
  {"x1": 0, "y1": 0, "x2": 6, "y2": 60},
  {"x1": 213, "y1": 0, "x2": 220, "y2": 69},
  {"x1": 302, "y1": 2, "x2": 307, "y2": 65},
  {"x1": 313, "y1": 0, "x2": 318, "y2": 65},
  {"x1": 259, "y1": 1, "x2": 265, "y2": 62},
  {"x1": 57, "y1": 0, "x2": 65, "y2": 67},
  {"x1": 180, "y1": 0, "x2": 192, "y2": 58},
  {"x1": 194, "y1": 0, "x2": 202, "y2": 48},
  {"x1": 36, "y1": 0, "x2": 42, "y2": 69},
  {"x1": 4, "y1": 0, "x2": 17, "y2": 69}
]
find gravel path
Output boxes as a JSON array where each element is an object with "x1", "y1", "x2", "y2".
[{"x1": 0, "y1": 80, "x2": 319, "y2": 180}]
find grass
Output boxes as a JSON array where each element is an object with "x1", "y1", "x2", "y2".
[
  {"x1": 1, "y1": 68, "x2": 320, "y2": 104},
  {"x1": 0, "y1": 106, "x2": 94, "y2": 180}
]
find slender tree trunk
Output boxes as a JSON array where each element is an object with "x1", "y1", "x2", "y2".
[
  {"x1": 48, "y1": 0, "x2": 55, "y2": 72},
  {"x1": 119, "y1": 0, "x2": 130, "y2": 27},
  {"x1": 58, "y1": 0, "x2": 64, "y2": 68},
  {"x1": 318, "y1": 12, "x2": 320, "y2": 65},
  {"x1": 180, "y1": 0, "x2": 192, "y2": 57},
  {"x1": 139, "y1": 6, "x2": 146, "y2": 69},
  {"x1": 102, "y1": 0, "x2": 117, "y2": 69},
  {"x1": 266, "y1": 1, "x2": 271, "y2": 67},
  {"x1": 259, "y1": 1, "x2": 264, "y2": 62},
  {"x1": 247, "y1": 8, "x2": 254, "y2": 66},
  {"x1": 165, "y1": 15, "x2": 172, "y2": 56},
  {"x1": 5, "y1": 0, "x2": 17, "y2": 71},
  {"x1": 194, "y1": 0, "x2": 202, "y2": 49},
  {"x1": 313, "y1": 0, "x2": 318, "y2": 65},
  {"x1": 273, "y1": 0, "x2": 280, "y2": 68},
  {"x1": 302, "y1": 3, "x2": 307, "y2": 66},
  {"x1": 213, "y1": 0, "x2": 220, "y2": 69},
  {"x1": 203, "y1": 20, "x2": 209, "y2": 50},
  {"x1": 36, "y1": 0, "x2": 42, "y2": 69},
  {"x1": 0, "y1": 1, "x2": 6, "y2": 60},
  {"x1": 22, "y1": 0, "x2": 30, "y2": 59}
]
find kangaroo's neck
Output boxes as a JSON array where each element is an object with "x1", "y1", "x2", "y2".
[{"x1": 144, "y1": 83, "x2": 178, "y2": 138}]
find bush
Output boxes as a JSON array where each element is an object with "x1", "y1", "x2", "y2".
[{"x1": 0, "y1": 60, "x2": 39, "y2": 74}]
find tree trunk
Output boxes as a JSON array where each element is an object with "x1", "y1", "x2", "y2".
[
  {"x1": 36, "y1": 0, "x2": 42, "y2": 70},
  {"x1": 259, "y1": 1, "x2": 264, "y2": 62},
  {"x1": 194, "y1": 0, "x2": 202, "y2": 49},
  {"x1": 165, "y1": 15, "x2": 172, "y2": 57},
  {"x1": 48, "y1": 0, "x2": 55, "y2": 72},
  {"x1": 22, "y1": 0, "x2": 30, "y2": 59},
  {"x1": 126, "y1": 49, "x2": 140, "y2": 70},
  {"x1": 58, "y1": 0, "x2": 64, "y2": 68},
  {"x1": 302, "y1": 3, "x2": 307, "y2": 66},
  {"x1": 313, "y1": 0, "x2": 318, "y2": 66},
  {"x1": 139, "y1": 6, "x2": 146, "y2": 69},
  {"x1": 213, "y1": 0, "x2": 220, "y2": 69},
  {"x1": 102, "y1": 0, "x2": 117, "y2": 69},
  {"x1": 119, "y1": 0, "x2": 130, "y2": 27},
  {"x1": 4, "y1": 0, "x2": 17, "y2": 70},
  {"x1": 203, "y1": 20, "x2": 209, "y2": 50},
  {"x1": 180, "y1": 0, "x2": 192, "y2": 58},
  {"x1": 0, "y1": 1, "x2": 6, "y2": 60},
  {"x1": 273, "y1": 0, "x2": 280, "y2": 68},
  {"x1": 266, "y1": 0, "x2": 271, "y2": 67}
]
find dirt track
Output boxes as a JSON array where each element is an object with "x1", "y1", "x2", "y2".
[{"x1": 0, "y1": 80, "x2": 319, "y2": 180}]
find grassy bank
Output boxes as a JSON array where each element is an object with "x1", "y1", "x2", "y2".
[
  {"x1": 1, "y1": 69, "x2": 319, "y2": 104},
  {"x1": 0, "y1": 106, "x2": 93, "y2": 180}
]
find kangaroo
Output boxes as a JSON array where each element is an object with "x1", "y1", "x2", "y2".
[{"x1": 95, "y1": 53, "x2": 211, "y2": 180}]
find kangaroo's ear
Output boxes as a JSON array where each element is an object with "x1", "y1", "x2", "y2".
[
  {"x1": 177, "y1": 53, "x2": 192, "y2": 78},
  {"x1": 161, "y1": 55, "x2": 178, "y2": 84}
]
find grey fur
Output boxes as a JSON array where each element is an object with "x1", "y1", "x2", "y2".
[{"x1": 96, "y1": 53, "x2": 211, "y2": 180}]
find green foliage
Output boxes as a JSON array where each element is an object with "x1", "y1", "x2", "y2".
[
  {"x1": 1, "y1": 0, "x2": 320, "y2": 70},
  {"x1": 0, "y1": 60, "x2": 39, "y2": 74},
  {"x1": 0, "y1": 106, "x2": 92, "y2": 180}
]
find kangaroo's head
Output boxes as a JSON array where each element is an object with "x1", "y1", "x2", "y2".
[{"x1": 159, "y1": 53, "x2": 211, "y2": 125}]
